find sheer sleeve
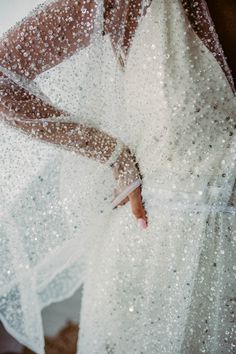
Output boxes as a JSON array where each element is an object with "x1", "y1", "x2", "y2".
[
  {"x1": 0, "y1": 0, "x2": 141, "y2": 207},
  {"x1": 0, "y1": 0, "x2": 96, "y2": 80},
  {"x1": 182, "y1": 0, "x2": 235, "y2": 93}
]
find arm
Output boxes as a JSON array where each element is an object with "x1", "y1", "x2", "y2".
[
  {"x1": 0, "y1": 0, "x2": 147, "y2": 223},
  {"x1": 0, "y1": 0, "x2": 96, "y2": 80},
  {"x1": 0, "y1": 0, "x2": 99, "y2": 150},
  {"x1": 0, "y1": 72, "x2": 118, "y2": 164},
  {"x1": 0, "y1": 74, "x2": 142, "y2": 212},
  {"x1": 0, "y1": 0, "x2": 117, "y2": 162}
]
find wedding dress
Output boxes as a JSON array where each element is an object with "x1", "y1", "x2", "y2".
[
  {"x1": 0, "y1": 1, "x2": 235, "y2": 354},
  {"x1": 76, "y1": 1, "x2": 236, "y2": 353}
]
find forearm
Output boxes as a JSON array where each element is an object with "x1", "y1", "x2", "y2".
[
  {"x1": 0, "y1": 74, "x2": 141, "y2": 207},
  {"x1": 0, "y1": 72, "x2": 64, "y2": 119},
  {"x1": 0, "y1": 75, "x2": 118, "y2": 164},
  {"x1": 0, "y1": 0, "x2": 142, "y2": 208},
  {"x1": 13, "y1": 119, "x2": 117, "y2": 164}
]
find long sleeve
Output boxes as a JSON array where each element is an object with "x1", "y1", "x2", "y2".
[
  {"x1": 0, "y1": 73, "x2": 141, "y2": 206},
  {"x1": 0, "y1": 0, "x2": 96, "y2": 80},
  {"x1": 0, "y1": 0, "x2": 141, "y2": 207},
  {"x1": 0, "y1": 0, "x2": 96, "y2": 121}
]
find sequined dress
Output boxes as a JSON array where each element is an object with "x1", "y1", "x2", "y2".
[
  {"x1": 73, "y1": 1, "x2": 236, "y2": 353},
  {"x1": 0, "y1": 1, "x2": 235, "y2": 354}
]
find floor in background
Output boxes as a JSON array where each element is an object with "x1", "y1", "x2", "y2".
[
  {"x1": 42, "y1": 287, "x2": 82, "y2": 337},
  {"x1": 22, "y1": 322, "x2": 79, "y2": 354},
  {"x1": 0, "y1": 323, "x2": 23, "y2": 354},
  {"x1": 0, "y1": 322, "x2": 79, "y2": 354},
  {"x1": 0, "y1": 287, "x2": 82, "y2": 354}
]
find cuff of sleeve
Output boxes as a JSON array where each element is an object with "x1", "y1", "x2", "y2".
[{"x1": 111, "y1": 178, "x2": 142, "y2": 209}]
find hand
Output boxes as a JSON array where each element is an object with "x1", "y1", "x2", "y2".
[
  {"x1": 111, "y1": 146, "x2": 148, "y2": 229},
  {"x1": 115, "y1": 185, "x2": 148, "y2": 229}
]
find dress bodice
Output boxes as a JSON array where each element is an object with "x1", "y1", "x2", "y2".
[{"x1": 121, "y1": 0, "x2": 236, "y2": 194}]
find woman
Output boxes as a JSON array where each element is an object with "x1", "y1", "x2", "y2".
[{"x1": 0, "y1": 1, "x2": 235, "y2": 353}]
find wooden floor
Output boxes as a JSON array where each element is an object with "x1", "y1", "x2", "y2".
[
  {"x1": 0, "y1": 322, "x2": 79, "y2": 354},
  {"x1": 22, "y1": 322, "x2": 79, "y2": 354}
]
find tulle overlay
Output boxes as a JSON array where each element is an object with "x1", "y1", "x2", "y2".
[
  {"x1": 78, "y1": 2, "x2": 236, "y2": 352},
  {"x1": 0, "y1": 1, "x2": 235, "y2": 353}
]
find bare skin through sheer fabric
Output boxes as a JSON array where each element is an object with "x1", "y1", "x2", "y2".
[
  {"x1": 0, "y1": 1, "x2": 235, "y2": 353},
  {"x1": 0, "y1": 0, "x2": 145, "y2": 215},
  {"x1": 0, "y1": 0, "x2": 234, "y2": 203},
  {"x1": 0, "y1": 0, "x2": 234, "y2": 212}
]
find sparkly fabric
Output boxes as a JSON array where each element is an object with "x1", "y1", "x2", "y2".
[
  {"x1": 78, "y1": 2, "x2": 236, "y2": 353},
  {"x1": 182, "y1": 0, "x2": 235, "y2": 92},
  {"x1": 0, "y1": 1, "x2": 235, "y2": 353}
]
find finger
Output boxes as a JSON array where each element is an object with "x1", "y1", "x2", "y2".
[{"x1": 128, "y1": 187, "x2": 148, "y2": 225}]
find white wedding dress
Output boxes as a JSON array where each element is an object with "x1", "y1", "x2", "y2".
[
  {"x1": 0, "y1": 1, "x2": 235, "y2": 353},
  {"x1": 75, "y1": 1, "x2": 236, "y2": 353}
]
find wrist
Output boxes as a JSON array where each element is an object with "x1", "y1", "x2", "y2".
[{"x1": 106, "y1": 138, "x2": 127, "y2": 167}]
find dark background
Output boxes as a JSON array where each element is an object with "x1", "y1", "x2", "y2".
[{"x1": 207, "y1": 0, "x2": 236, "y2": 83}]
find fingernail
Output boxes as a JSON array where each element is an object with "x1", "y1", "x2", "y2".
[{"x1": 137, "y1": 218, "x2": 147, "y2": 229}]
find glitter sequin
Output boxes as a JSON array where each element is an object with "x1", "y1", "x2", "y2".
[{"x1": 0, "y1": 1, "x2": 235, "y2": 354}]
